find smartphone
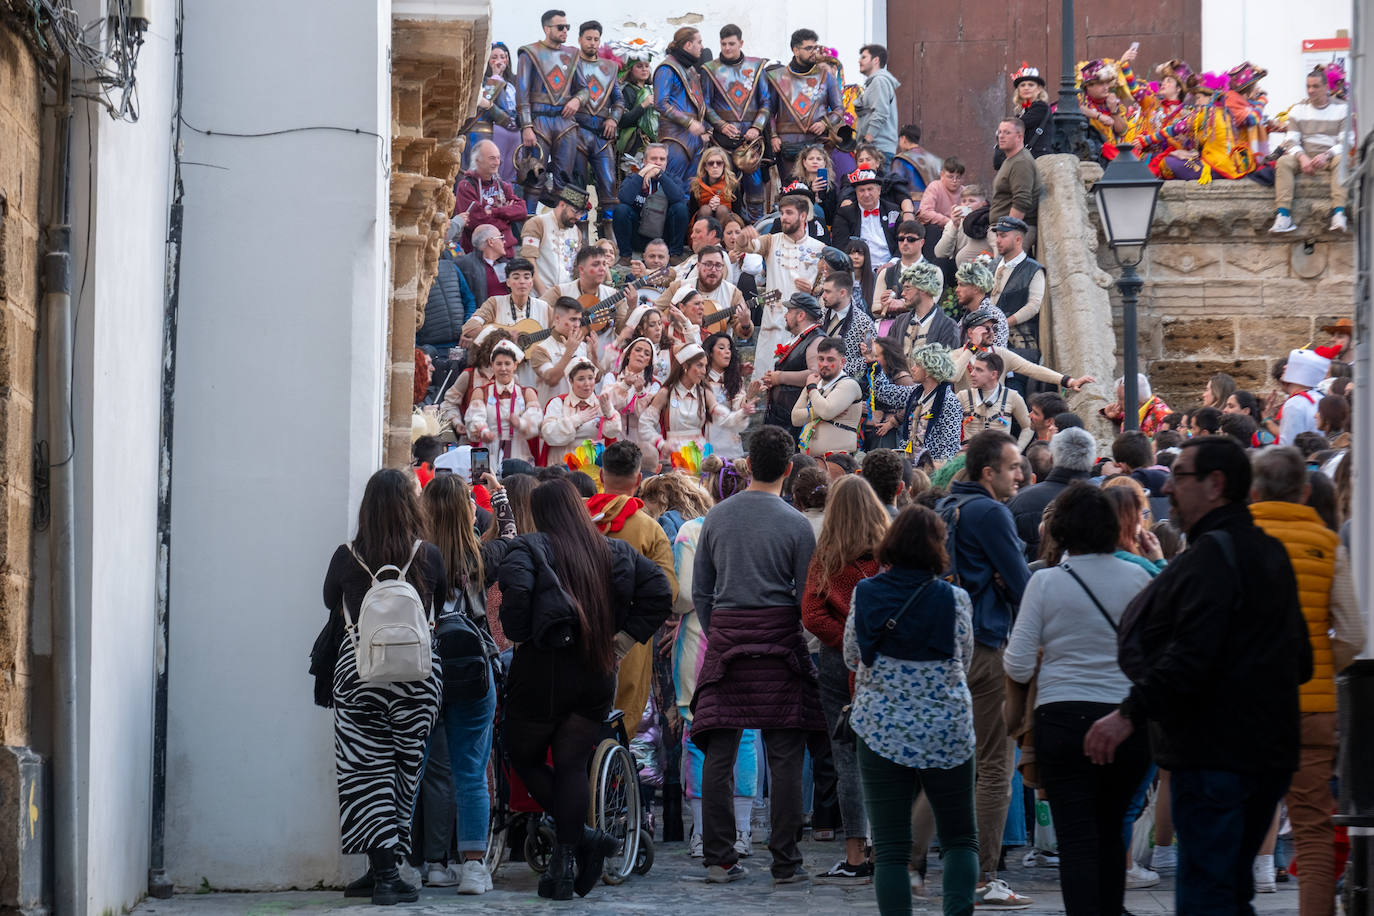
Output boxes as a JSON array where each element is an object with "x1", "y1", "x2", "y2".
[
  {"x1": 817, "y1": 167, "x2": 828, "y2": 185},
  {"x1": 1128, "y1": 41, "x2": 1140, "y2": 54},
  {"x1": 470, "y1": 447, "x2": 490, "y2": 483}
]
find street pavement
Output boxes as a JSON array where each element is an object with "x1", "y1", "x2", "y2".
[{"x1": 133, "y1": 836, "x2": 1303, "y2": 915}]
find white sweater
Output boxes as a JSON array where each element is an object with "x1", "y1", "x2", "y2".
[{"x1": 1003, "y1": 553, "x2": 1151, "y2": 708}]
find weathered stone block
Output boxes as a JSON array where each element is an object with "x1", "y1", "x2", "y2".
[
  {"x1": 1146, "y1": 244, "x2": 1223, "y2": 279},
  {"x1": 1223, "y1": 243, "x2": 1294, "y2": 280},
  {"x1": 1235, "y1": 317, "x2": 1313, "y2": 357},
  {"x1": 1202, "y1": 281, "x2": 1264, "y2": 314},
  {"x1": 1148, "y1": 359, "x2": 1270, "y2": 408},
  {"x1": 1162, "y1": 318, "x2": 1234, "y2": 357}
]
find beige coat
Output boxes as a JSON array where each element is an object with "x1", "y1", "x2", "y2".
[{"x1": 791, "y1": 375, "x2": 864, "y2": 456}]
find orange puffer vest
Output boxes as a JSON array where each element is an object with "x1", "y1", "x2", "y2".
[{"x1": 1249, "y1": 501, "x2": 1339, "y2": 712}]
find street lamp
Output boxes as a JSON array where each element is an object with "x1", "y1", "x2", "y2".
[
  {"x1": 1049, "y1": 0, "x2": 1100, "y2": 161},
  {"x1": 1092, "y1": 144, "x2": 1163, "y2": 431}
]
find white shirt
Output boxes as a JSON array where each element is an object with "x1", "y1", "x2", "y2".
[
  {"x1": 860, "y1": 213, "x2": 891, "y2": 266},
  {"x1": 1278, "y1": 389, "x2": 1321, "y2": 445}
]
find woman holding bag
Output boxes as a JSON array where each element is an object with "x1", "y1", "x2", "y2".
[
  {"x1": 498, "y1": 479, "x2": 673, "y2": 899},
  {"x1": 417, "y1": 472, "x2": 517, "y2": 894},
  {"x1": 1002, "y1": 484, "x2": 1154, "y2": 916},
  {"x1": 321, "y1": 468, "x2": 445, "y2": 906}
]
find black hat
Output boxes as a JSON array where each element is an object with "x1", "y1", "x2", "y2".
[
  {"x1": 786, "y1": 292, "x2": 823, "y2": 321},
  {"x1": 960, "y1": 306, "x2": 1000, "y2": 329},
  {"x1": 847, "y1": 167, "x2": 881, "y2": 187},
  {"x1": 819, "y1": 246, "x2": 850, "y2": 272},
  {"x1": 992, "y1": 215, "x2": 1029, "y2": 235}
]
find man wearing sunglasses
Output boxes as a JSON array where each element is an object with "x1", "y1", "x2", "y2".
[
  {"x1": 871, "y1": 221, "x2": 925, "y2": 322},
  {"x1": 517, "y1": 10, "x2": 580, "y2": 201}
]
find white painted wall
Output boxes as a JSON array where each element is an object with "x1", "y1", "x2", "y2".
[
  {"x1": 1201, "y1": 0, "x2": 1351, "y2": 110},
  {"x1": 489, "y1": 0, "x2": 880, "y2": 85},
  {"x1": 59, "y1": 0, "x2": 176, "y2": 912},
  {"x1": 163, "y1": 0, "x2": 393, "y2": 890}
]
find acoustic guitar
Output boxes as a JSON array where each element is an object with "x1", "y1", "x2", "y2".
[
  {"x1": 574, "y1": 266, "x2": 673, "y2": 332},
  {"x1": 699, "y1": 289, "x2": 781, "y2": 335}
]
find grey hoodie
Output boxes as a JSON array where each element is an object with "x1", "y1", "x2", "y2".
[{"x1": 856, "y1": 68, "x2": 901, "y2": 155}]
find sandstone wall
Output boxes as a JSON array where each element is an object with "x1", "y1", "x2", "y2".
[
  {"x1": 1092, "y1": 174, "x2": 1353, "y2": 410},
  {"x1": 0, "y1": 24, "x2": 42, "y2": 748}
]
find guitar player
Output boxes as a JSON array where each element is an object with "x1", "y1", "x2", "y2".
[
  {"x1": 460, "y1": 257, "x2": 549, "y2": 347},
  {"x1": 525, "y1": 297, "x2": 595, "y2": 404},
  {"x1": 552, "y1": 246, "x2": 627, "y2": 332},
  {"x1": 653, "y1": 245, "x2": 754, "y2": 342}
]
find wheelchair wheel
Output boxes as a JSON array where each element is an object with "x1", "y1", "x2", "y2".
[
  {"x1": 591, "y1": 740, "x2": 640, "y2": 885},
  {"x1": 483, "y1": 747, "x2": 508, "y2": 877},
  {"x1": 631, "y1": 828, "x2": 654, "y2": 875},
  {"x1": 524, "y1": 819, "x2": 556, "y2": 874}
]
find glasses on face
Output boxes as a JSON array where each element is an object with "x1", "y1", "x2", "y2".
[
  {"x1": 898, "y1": 236, "x2": 920, "y2": 243},
  {"x1": 1169, "y1": 469, "x2": 1208, "y2": 481},
  {"x1": 551, "y1": 23, "x2": 569, "y2": 31}
]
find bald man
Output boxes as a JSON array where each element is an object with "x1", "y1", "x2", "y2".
[{"x1": 454, "y1": 138, "x2": 529, "y2": 256}]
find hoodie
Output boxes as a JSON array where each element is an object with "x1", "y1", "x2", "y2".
[{"x1": 856, "y1": 68, "x2": 901, "y2": 155}]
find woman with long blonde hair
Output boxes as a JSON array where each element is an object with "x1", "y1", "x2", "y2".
[
  {"x1": 689, "y1": 146, "x2": 741, "y2": 221},
  {"x1": 801, "y1": 475, "x2": 890, "y2": 882}
]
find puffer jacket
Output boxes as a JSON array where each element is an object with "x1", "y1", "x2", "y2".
[
  {"x1": 498, "y1": 532, "x2": 672, "y2": 650},
  {"x1": 417, "y1": 249, "x2": 475, "y2": 347},
  {"x1": 689, "y1": 604, "x2": 826, "y2": 744}
]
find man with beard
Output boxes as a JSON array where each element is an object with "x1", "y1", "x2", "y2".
[
  {"x1": 989, "y1": 216, "x2": 1045, "y2": 368},
  {"x1": 767, "y1": 29, "x2": 844, "y2": 183},
  {"x1": 654, "y1": 27, "x2": 710, "y2": 202},
  {"x1": 740, "y1": 196, "x2": 825, "y2": 376},
  {"x1": 792, "y1": 337, "x2": 864, "y2": 456},
  {"x1": 872, "y1": 220, "x2": 925, "y2": 329},
  {"x1": 519, "y1": 185, "x2": 587, "y2": 297},
  {"x1": 818, "y1": 271, "x2": 875, "y2": 377},
  {"x1": 568, "y1": 21, "x2": 624, "y2": 204},
  {"x1": 701, "y1": 24, "x2": 771, "y2": 220},
  {"x1": 656, "y1": 246, "x2": 753, "y2": 341},
  {"x1": 517, "y1": 10, "x2": 580, "y2": 203},
  {"x1": 953, "y1": 255, "x2": 1005, "y2": 345},
  {"x1": 762, "y1": 294, "x2": 825, "y2": 439}
]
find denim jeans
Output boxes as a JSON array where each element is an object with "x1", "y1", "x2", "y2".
[
  {"x1": 857, "y1": 738, "x2": 977, "y2": 916},
  {"x1": 817, "y1": 646, "x2": 867, "y2": 839},
  {"x1": 442, "y1": 664, "x2": 498, "y2": 853},
  {"x1": 1171, "y1": 767, "x2": 1291, "y2": 915}
]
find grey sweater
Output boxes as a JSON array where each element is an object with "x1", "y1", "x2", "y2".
[
  {"x1": 692, "y1": 491, "x2": 815, "y2": 628},
  {"x1": 857, "y1": 68, "x2": 901, "y2": 155}
]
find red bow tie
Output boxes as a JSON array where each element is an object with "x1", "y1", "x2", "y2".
[{"x1": 863, "y1": 208, "x2": 880, "y2": 218}]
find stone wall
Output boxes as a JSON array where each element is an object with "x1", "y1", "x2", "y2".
[
  {"x1": 0, "y1": 24, "x2": 42, "y2": 748},
  {"x1": 1092, "y1": 174, "x2": 1354, "y2": 410},
  {"x1": 386, "y1": 16, "x2": 488, "y2": 467}
]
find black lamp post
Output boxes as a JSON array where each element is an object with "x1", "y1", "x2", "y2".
[
  {"x1": 1092, "y1": 144, "x2": 1163, "y2": 431},
  {"x1": 1050, "y1": 0, "x2": 1101, "y2": 161}
]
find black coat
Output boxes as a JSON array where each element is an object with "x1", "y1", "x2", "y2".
[
  {"x1": 418, "y1": 250, "x2": 475, "y2": 347},
  {"x1": 830, "y1": 196, "x2": 902, "y2": 256},
  {"x1": 453, "y1": 251, "x2": 488, "y2": 313},
  {"x1": 1007, "y1": 466, "x2": 1094, "y2": 559},
  {"x1": 498, "y1": 532, "x2": 672, "y2": 649},
  {"x1": 1118, "y1": 503, "x2": 1312, "y2": 773}
]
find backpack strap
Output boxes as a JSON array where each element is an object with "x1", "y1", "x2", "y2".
[{"x1": 1061, "y1": 563, "x2": 1119, "y2": 633}]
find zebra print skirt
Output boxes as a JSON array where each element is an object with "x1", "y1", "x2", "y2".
[{"x1": 332, "y1": 638, "x2": 442, "y2": 855}]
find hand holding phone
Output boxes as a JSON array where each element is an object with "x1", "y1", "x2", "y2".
[{"x1": 470, "y1": 447, "x2": 491, "y2": 483}]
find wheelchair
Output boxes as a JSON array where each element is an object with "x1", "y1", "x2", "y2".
[{"x1": 483, "y1": 663, "x2": 653, "y2": 885}]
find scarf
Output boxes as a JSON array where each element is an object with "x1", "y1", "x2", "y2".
[{"x1": 670, "y1": 46, "x2": 700, "y2": 69}]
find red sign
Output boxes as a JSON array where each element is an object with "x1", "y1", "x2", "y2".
[{"x1": 1301, "y1": 38, "x2": 1350, "y2": 52}]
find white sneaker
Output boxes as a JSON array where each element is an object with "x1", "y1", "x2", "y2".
[
  {"x1": 1254, "y1": 854, "x2": 1277, "y2": 893},
  {"x1": 424, "y1": 860, "x2": 460, "y2": 887},
  {"x1": 910, "y1": 869, "x2": 928, "y2": 897},
  {"x1": 1330, "y1": 211, "x2": 1348, "y2": 232},
  {"x1": 733, "y1": 830, "x2": 753, "y2": 857},
  {"x1": 1021, "y1": 848, "x2": 1059, "y2": 868},
  {"x1": 456, "y1": 859, "x2": 491, "y2": 895},
  {"x1": 398, "y1": 859, "x2": 423, "y2": 888},
  {"x1": 976, "y1": 878, "x2": 1033, "y2": 908},
  {"x1": 688, "y1": 832, "x2": 704, "y2": 858},
  {"x1": 1149, "y1": 844, "x2": 1176, "y2": 873},
  {"x1": 1270, "y1": 213, "x2": 1297, "y2": 233},
  {"x1": 1126, "y1": 863, "x2": 1160, "y2": 888}
]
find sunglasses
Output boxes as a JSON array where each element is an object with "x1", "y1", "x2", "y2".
[
  {"x1": 898, "y1": 236, "x2": 920, "y2": 243},
  {"x1": 551, "y1": 23, "x2": 569, "y2": 30}
]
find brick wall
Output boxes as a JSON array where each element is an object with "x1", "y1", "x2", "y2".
[
  {"x1": 0, "y1": 25, "x2": 43, "y2": 746},
  {"x1": 1097, "y1": 176, "x2": 1353, "y2": 410}
]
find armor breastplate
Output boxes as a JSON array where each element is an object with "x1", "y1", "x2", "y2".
[
  {"x1": 702, "y1": 56, "x2": 765, "y2": 122},
  {"x1": 576, "y1": 58, "x2": 619, "y2": 116},
  {"x1": 654, "y1": 58, "x2": 705, "y2": 119},
  {"x1": 520, "y1": 43, "x2": 577, "y2": 104},
  {"x1": 767, "y1": 66, "x2": 829, "y2": 132}
]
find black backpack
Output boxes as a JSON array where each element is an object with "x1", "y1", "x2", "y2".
[
  {"x1": 433, "y1": 587, "x2": 496, "y2": 703},
  {"x1": 935, "y1": 491, "x2": 982, "y2": 588}
]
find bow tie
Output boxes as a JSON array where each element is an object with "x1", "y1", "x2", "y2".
[
  {"x1": 862, "y1": 208, "x2": 880, "y2": 218},
  {"x1": 574, "y1": 401, "x2": 593, "y2": 411}
]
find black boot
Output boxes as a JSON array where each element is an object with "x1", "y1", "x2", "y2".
[
  {"x1": 538, "y1": 843, "x2": 576, "y2": 900},
  {"x1": 574, "y1": 827, "x2": 619, "y2": 897},
  {"x1": 342, "y1": 867, "x2": 373, "y2": 898},
  {"x1": 662, "y1": 790, "x2": 684, "y2": 842},
  {"x1": 368, "y1": 849, "x2": 419, "y2": 906}
]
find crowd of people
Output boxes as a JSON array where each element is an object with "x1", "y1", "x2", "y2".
[{"x1": 320, "y1": 9, "x2": 1363, "y2": 914}]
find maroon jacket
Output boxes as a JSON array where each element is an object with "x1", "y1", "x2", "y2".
[
  {"x1": 689, "y1": 605, "x2": 825, "y2": 744},
  {"x1": 454, "y1": 170, "x2": 527, "y2": 257}
]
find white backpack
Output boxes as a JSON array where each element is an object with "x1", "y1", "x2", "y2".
[{"x1": 345, "y1": 541, "x2": 433, "y2": 683}]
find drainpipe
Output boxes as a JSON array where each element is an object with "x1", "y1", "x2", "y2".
[
  {"x1": 44, "y1": 56, "x2": 80, "y2": 916},
  {"x1": 148, "y1": 1, "x2": 186, "y2": 897}
]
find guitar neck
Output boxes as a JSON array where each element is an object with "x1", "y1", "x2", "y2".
[{"x1": 519, "y1": 327, "x2": 555, "y2": 347}]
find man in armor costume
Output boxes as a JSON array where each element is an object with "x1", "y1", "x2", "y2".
[
  {"x1": 517, "y1": 10, "x2": 580, "y2": 204},
  {"x1": 767, "y1": 28, "x2": 844, "y2": 185},
  {"x1": 569, "y1": 21, "x2": 625, "y2": 205},
  {"x1": 701, "y1": 24, "x2": 771, "y2": 220},
  {"x1": 653, "y1": 27, "x2": 710, "y2": 203}
]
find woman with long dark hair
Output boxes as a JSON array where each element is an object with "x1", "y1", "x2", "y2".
[
  {"x1": 469, "y1": 42, "x2": 520, "y2": 180},
  {"x1": 321, "y1": 469, "x2": 445, "y2": 906},
  {"x1": 641, "y1": 343, "x2": 753, "y2": 460},
  {"x1": 703, "y1": 332, "x2": 751, "y2": 459},
  {"x1": 498, "y1": 479, "x2": 673, "y2": 898},
  {"x1": 863, "y1": 338, "x2": 913, "y2": 451},
  {"x1": 418, "y1": 472, "x2": 516, "y2": 894},
  {"x1": 845, "y1": 239, "x2": 875, "y2": 313}
]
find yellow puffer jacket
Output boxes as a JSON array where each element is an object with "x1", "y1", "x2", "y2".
[{"x1": 1250, "y1": 501, "x2": 1338, "y2": 712}]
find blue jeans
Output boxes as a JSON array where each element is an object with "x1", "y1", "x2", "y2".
[
  {"x1": 1171, "y1": 767, "x2": 1291, "y2": 915},
  {"x1": 612, "y1": 200, "x2": 690, "y2": 256},
  {"x1": 443, "y1": 665, "x2": 498, "y2": 853}
]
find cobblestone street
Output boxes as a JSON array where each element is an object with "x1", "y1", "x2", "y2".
[{"x1": 135, "y1": 835, "x2": 1302, "y2": 915}]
